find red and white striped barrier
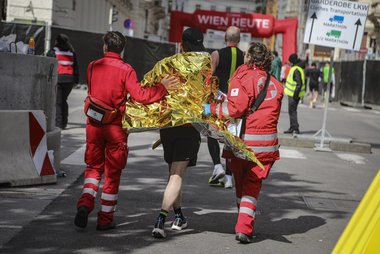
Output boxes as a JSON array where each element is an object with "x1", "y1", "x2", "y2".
[{"x1": 0, "y1": 110, "x2": 56, "y2": 186}]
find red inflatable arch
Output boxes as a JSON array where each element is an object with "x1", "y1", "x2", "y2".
[{"x1": 169, "y1": 10, "x2": 298, "y2": 63}]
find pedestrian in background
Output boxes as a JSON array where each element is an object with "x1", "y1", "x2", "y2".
[
  {"x1": 47, "y1": 34, "x2": 79, "y2": 130},
  {"x1": 74, "y1": 31, "x2": 178, "y2": 231},
  {"x1": 208, "y1": 26, "x2": 244, "y2": 188},
  {"x1": 270, "y1": 50, "x2": 282, "y2": 81},
  {"x1": 280, "y1": 61, "x2": 291, "y2": 84},
  {"x1": 284, "y1": 53, "x2": 305, "y2": 135},
  {"x1": 152, "y1": 27, "x2": 205, "y2": 239},
  {"x1": 305, "y1": 62, "x2": 322, "y2": 108},
  {"x1": 203, "y1": 42, "x2": 284, "y2": 243},
  {"x1": 322, "y1": 62, "x2": 335, "y2": 104}
]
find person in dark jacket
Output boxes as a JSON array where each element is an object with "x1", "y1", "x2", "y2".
[
  {"x1": 270, "y1": 50, "x2": 282, "y2": 80},
  {"x1": 305, "y1": 62, "x2": 322, "y2": 108},
  {"x1": 208, "y1": 26, "x2": 244, "y2": 188},
  {"x1": 283, "y1": 53, "x2": 305, "y2": 134},
  {"x1": 47, "y1": 34, "x2": 79, "y2": 130},
  {"x1": 152, "y1": 27, "x2": 205, "y2": 239}
]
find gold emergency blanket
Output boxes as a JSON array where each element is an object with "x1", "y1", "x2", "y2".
[{"x1": 122, "y1": 52, "x2": 263, "y2": 168}]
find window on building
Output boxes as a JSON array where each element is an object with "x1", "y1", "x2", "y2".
[
  {"x1": 196, "y1": 4, "x2": 201, "y2": 10},
  {"x1": 240, "y1": 7, "x2": 247, "y2": 13},
  {"x1": 226, "y1": 6, "x2": 231, "y2": 12},
  {"x1": 211, "y1": 5, "x2": 216, "y2": 11}
]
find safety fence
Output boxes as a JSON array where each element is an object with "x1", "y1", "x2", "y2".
[
  {"x1": 50, "y1": 27, "x2": 177, "y2": 82},
  {"x1": 334, "y1": 60, "x2": 380, "y2": 106},
  {"x1": 1, "y1": 21, "x2": 379, "y2": 106}
]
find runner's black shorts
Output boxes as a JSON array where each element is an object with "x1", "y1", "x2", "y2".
[{"x1": 160, "y1": 125, "x2": 201, "y2": 167}]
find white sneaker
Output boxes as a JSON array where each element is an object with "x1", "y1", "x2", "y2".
[
  {"x1": 208, "y1": 164, "x2": 225, "y2": 184},
  {"x1": 223, "y1": 175, "x2": 234, "y2": 189}
]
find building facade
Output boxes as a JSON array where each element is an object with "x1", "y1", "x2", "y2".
[
  {"x1": 4, "y1": 0, "x2": 167, "y2": 39},
  {"x1": 3, "y1": 0, "x2": 379, "y2": 59}
]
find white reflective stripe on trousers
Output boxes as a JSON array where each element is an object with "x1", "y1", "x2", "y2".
[
  {"x1": 84, "y1": 178, "x2": 99, "y2": 186},
  {"x1": 82, "y1": 188, "x2": 97, "y2": 197},
  {"x1": 249, "y1": 144, "x2": 279, "y2": 153},
  {"x1": 58, "y1": 60, "x2": 74, "y2": 65},
  {"x1": 101, "y1": 193, "x2": 118, "y2": 201},
  {"x1": 239, "y1": 207, "x2": 256, "y2": 218},
  {"x1": 241, "y1": 195, "x2": 258, "y2": 207},
  {"x1": 242, "y1": 133, "x2": 278, "y2": 141},
  {"x1": 101, "y1": 205, "x2": 116, "y2": 213}
]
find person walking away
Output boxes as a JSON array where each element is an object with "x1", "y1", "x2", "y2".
[
  {"x1": 47, "y1": 34, "x2": 79, "y2": 130},
  {"x1": 306, "y1": 62, "x2": 322, "y2": 108},
  {"x1": 280, "y1": 61, "x2": 291, "y2": 84},
  {"x1": 270, "y1": 50, "x2": 282, "y2": 81},
  {"x1": 203, "y1": 42, "x2": 284, "y2": 243},
  {"x1": 74, "y1": 31, "x2": 178, "y2": 231},
  {"x1": 322, "y1": 62, "x2": 335, "y2": 104},
  {"x1": 283, "y1": 53, "x2": 305, "y2": 134},
  {"x1": 152, "y1": 27, "x2": 205, "y2": 239},
  {"x1": 208, "y1": 26, "x2": 244, "y2": 188}
]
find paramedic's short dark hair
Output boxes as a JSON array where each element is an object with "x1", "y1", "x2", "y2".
[{"x1": 103, "y1": 31, "x2": 126, "y2": 54}]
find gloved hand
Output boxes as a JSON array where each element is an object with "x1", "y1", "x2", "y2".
[{"x1": 202, "y1": 104, "x2": 211, "y2": 116}]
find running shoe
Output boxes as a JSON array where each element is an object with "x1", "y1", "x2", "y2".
[
  {"x1": 208, "y1": 164, "x2": 225, "y2": 184},
  {"x1": 152, "y1": 217, "x2": 166, "y2": 238},
  {"x1": 224, "y1": 175, "x2": 234, "y2": 189},
  {"x1": 171, "y1": 216, "x2": 188, "y2": 230}
]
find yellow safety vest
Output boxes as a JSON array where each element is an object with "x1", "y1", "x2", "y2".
[{"x1": 285, "y1": 66, "x2": 305, "y2": 98}]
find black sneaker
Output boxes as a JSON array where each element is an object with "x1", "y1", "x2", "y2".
[
  {"x1": 284, "y1": 128, "x2": 294, "y2": 134},
  {"x1": 96, "y1": 222, "x2": 116, "y2": 231},
  {"x1": 293, "y1": 129, "x2": 300, "y2": 134},
  {"x1": 235, "y1": 232, "x2": 254, "y2": 243},
  {"x1": 74, "y1": 206, "x2": 89, "y2": 229},
  {"x1": 171, "y1": 216, "x2": 188, "y2": 230},
  {"x1": 152, "y1": 217, "x2": 166, "y2": 238}
]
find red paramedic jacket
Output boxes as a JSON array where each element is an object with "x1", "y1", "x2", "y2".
[
  {"x1": 54, "y1": 47, "x2": 75, "y2": 75},
  {"x1": 211, "y1": 64, "x2": 284, "y2": 162},
  {"x1": 86, "y1": 52, "x2": 167, "y2": 125}
]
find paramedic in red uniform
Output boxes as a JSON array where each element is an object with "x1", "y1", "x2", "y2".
[
  {"x1": 47, "y1": 33, "x2": 79, "y2": 130},
  {"x1": 203, "y1": 42, "x2": 284, "y2": 243},
  {"x1": 74, "y1": 31, "x2": 178, "y2": 231}
]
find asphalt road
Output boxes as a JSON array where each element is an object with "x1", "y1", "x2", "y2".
[{"x1": 0, "y1": 88, "x2": 379, "y2": 254}]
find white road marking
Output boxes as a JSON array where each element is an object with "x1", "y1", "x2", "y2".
[
  {"x1": 61, "y1": 145, "x2": 85, "y2": 165},
  {"x1": 344, "y1": 108, "x2": 360, "y2": 112},
  {"x1": 280, "y1": 148, "x2": 307, "y2": 159},
  {"x1": 335, "y1": 153, "x2": 366, "y2": 165},
  {"x1": 0, "y1": 225, "x2": 23, "y2": 229},
  {"x1": 194, "y1": 207, "x2": 237, "y2": 215}
]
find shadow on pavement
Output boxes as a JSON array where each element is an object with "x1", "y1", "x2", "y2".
[{"x1": 1, "y1": 150, "x2": 350, "y2": 253}]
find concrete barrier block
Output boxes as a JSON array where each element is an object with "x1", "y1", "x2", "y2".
[
  {"x1": 0, "y1": 110, "x2": 57, "y2": 186},
  {"x1": 0, "y1": 53, "x2": 57, "y2": 132}
]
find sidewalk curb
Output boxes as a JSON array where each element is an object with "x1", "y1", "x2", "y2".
[{"x1": 279, "y1": 135, "x2": 371, "y2": 154}]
